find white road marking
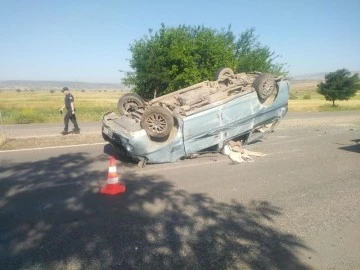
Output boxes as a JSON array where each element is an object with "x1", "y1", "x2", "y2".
[
  {"x1": 10, "y1": 133, "x2": 99, "y2": 139},
  {"x1": 0, "y1": 142, "x2": 107, "y2": 153},
  {"x1": 137, "y1": 159, "x2": 230, "y2": 174}
]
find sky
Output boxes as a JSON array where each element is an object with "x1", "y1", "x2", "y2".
[{"x1": 0, "y1": 0, "x2": 359, "y2": 83}]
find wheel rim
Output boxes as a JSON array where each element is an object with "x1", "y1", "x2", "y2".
[
  {"x1": 221, "y1": 73, "x2": 230, "y2": 79},
  {"x1": 145, "y1": 113, "x2": 168, "y2": 134},
  {"x1": 261, "y1": 78, "x2": 275, "y2": 97},
  {"x1": 218, "y1": 71, "x2": 233, "y2": 80},
  {"x1": 123, "y1": 100, "x2": 139, "y2": 113}
]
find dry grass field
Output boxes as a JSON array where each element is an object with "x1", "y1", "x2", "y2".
[
  {"x1": 0, "y1": 82, "x2": 359, "y2": 124},
  {"x1": 289, "y1": 80, "x2": 360, "y2": 112},
  {"x1": 0, "y1": 89, "x2": 123, "y2": 124}
]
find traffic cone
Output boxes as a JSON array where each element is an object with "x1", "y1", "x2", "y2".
[{"x1": 100, "y1": 156, "x2": 126, "y2": 195}]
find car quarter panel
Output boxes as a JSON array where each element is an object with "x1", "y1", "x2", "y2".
[
  {"x1": 103, "y1": 114, "x2": 186, "y2": 163},
  {"x1": 253, "y1": 80, "x2": 289, "y2": 126}
]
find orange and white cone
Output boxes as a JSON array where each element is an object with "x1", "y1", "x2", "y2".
[{"x1": 100, "y1": 156, "x2": 126, "y2": 195}]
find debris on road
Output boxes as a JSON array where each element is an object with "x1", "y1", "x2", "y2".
[{"x1": 221, "y1": 140, "x2": 265, "y2": 163}]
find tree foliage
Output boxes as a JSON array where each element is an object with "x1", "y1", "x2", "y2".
[
  {"x1": 123, "y1": 24, "x2": 287, "y2": 99},
  {"x1": 317, "y1": 69, "x2": 360, "y2": 106}
]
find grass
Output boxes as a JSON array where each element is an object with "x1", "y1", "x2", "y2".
[
  {"x1": 0, "y1": 132, "x2": 8, "y2": 146},
  {"x1": 289, "y1": 99, "x2": 360, "y2": 112},
  {"x1": 0, "y1": 87, "x2": 359, "y2": 124},
  {"x1": 288, "y1": 84, "x2": 360, "y2": 112},
  {"x1": 0, "y1": 90, "x2": 123, "y2": 124}
]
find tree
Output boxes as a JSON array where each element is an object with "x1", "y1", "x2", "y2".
[
  {"x1": 317, "y1": 69, "x2": 360, "y2": 106},
  {"x1": 234, "y1": 28, "x2": 285, "y2": 74},
  {"x1": 123, "y1": 24, "x2": 287, "y2": 99}
]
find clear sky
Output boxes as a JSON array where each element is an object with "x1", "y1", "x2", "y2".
[{"x1": 0, "y1": 0, "x2": 359, "y2": 83}]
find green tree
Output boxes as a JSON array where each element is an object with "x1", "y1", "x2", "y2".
[
  {"x1": 317, "y1": 69, "x2": 360, "y2": 106},
  {"x1": 123, "y1": 24, "x2": 287, "y2": 99},
  {"x1": 234, "y1": 28, "x2": 285, "y2": 74}
]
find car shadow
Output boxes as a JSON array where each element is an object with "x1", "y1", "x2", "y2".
[
  {"x1": 0, "y1": 153, "x2": 312, "y2": 269},
  {"x1": 338, "y1": 139, "x2": 360, "y2": 154}
]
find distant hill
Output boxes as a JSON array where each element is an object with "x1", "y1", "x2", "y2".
[
  {"x1": 0, "y1": 80, "x2": 129, "y2": 90},
  {"x1": 1, "y1": 70, "x2": 359, "y2": 91},
  {"x1": 290, "y1": 70, "x2": 360, "y2": 81},
  {"x1": 289, "y1": 71, "x2": 360, "y2": 91},
  {"x1": 290, "y1": 72, "x2": 326, "y2": 81}
]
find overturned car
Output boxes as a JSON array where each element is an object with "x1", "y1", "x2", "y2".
[{"x1": 102, "y1": 68, "x2": 289, "y2": 165}]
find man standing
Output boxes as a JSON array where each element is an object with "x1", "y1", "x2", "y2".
[{"x1": 59, "y1": 87, "x2": 80, "y2": 135}]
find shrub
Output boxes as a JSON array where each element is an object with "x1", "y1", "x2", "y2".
[
  {"x1": 303, "y1": 94, "x2": 311, "y2": 100},
  {"x1": 289, "y1": 92, "x2": 298, "y2": 100},
  {"x1": 14, "y1": 109, "x2": 45, "y2": 124},
  {"x1": 0, "y1": 132, "x2": 8, "y2": 146}
]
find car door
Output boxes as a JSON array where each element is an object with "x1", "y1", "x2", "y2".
[
  {"x1": 183, "y1": 106, "x2": 222, "y2": 155},
  {"x1": 219, "y1": 92, "x2": 260, "y2": 142}
]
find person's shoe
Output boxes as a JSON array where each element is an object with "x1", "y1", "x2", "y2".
[
  {"x1": 61, "y1": 130, "x2": 69, "y2": 135},
  {"x1": 72, "y1": 128, "x2": 80, "y2": 134}
]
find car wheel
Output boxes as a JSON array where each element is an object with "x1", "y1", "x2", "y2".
[
  {"x1": 102, "y1": 132, "x2": 109, "y2": 142},
  {"x1": 253, "y1": 74, "x2": 276, "y2": 102},
  {"x1": 214, "y1": 68, "x2": 234, "y2": 80},
  {"x1": 140, "y1": 106, "x2": 174, "y2": 138},
  {"x1": 117, "y1": 93, "x2": 145, "y2": 115}
]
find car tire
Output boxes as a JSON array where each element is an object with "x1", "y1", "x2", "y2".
[
  {"x1": 214, "y1": 67, "x2": 234, "y2": 80},
  {"x1": 140, "y1": 106, "x2": 174, "y2": 138},
  {"x1": 253, "y1": 74, "x2": 276, "y2": 102},
  {"x1": 117, "y1": 93, "x2": 145, "y2": 115},
  {"x1": 102, "y1": 132, "x2": 109, "y2": 142}
]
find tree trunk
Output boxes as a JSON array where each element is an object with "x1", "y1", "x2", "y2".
[{"x1": 332, "y1": 100, "x2": 335, "y2": 106}]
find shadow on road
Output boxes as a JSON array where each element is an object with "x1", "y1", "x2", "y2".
[
  {"x1": 338, "y1": 139, "x2": 360, "y2": 154},
  {"x1": 0, "y1": 153, "x2": 311, "y2": 269},
  {"x1": 103, "y1": 143, "x2": 139, "y2": 168}
]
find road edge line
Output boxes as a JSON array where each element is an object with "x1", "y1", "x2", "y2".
[{"x1": 0, "y1": 142, "x2": 107, "y2": 153}]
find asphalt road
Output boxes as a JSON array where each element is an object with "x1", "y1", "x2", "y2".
[
  {"x1": 1, "y1": 121, "x2": 102, "y2": 139},
  {"x1": 0, "y1": 112, "x2": 359, "y2": 269}
]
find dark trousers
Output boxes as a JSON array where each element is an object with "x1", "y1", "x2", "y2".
[{"x1": 64, "y1": 110, "x2": 79, "y2": 131}]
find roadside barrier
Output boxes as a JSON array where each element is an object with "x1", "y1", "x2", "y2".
[{"x1": 100, "y1": 156, "x2": 126, "y2": 195}]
